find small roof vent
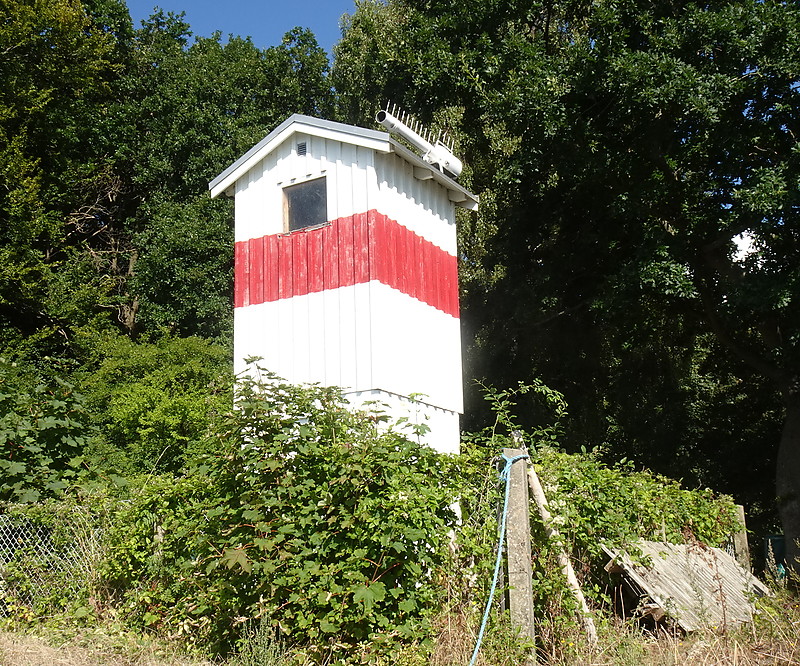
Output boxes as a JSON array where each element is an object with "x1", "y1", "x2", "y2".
[{"x1": 296, "y1": 141, "x2": 307, "y2": 156}]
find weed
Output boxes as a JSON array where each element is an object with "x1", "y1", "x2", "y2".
[{"x1": 229, "y1": 621, "x2": 289, "y2": 666}]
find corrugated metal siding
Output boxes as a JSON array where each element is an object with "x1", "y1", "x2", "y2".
[
  {"x1": 234, "y1": 280, "x2": 462, "y2": 413},
  {"x1": 231, "y1": 131, "x2": 464, "y2": 425},
  {"x1": 234, "y1": 211, "x2": 459, "y2": 317}
]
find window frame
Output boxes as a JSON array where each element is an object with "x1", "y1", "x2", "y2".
[{"x1": 282, "y1": 176, "x2": 328, "y2": 233}]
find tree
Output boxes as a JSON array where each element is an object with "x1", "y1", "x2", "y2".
[
  {"x1": 0, "y1": 2, "x2": 335, "y2": 354},
  {"x1": 89, "y1": 14, "x2": 334, "y2": 338},
  {"x1": 0, "y1": 0, "x2": 119, "y2": 358},
  {"x1": 332, "y1": 0, "x2": 800, "y2": 566}
]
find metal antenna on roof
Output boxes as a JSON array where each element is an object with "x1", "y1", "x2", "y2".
[{"x1": 376, "y1": 103, "x2": 463, "y2": 179}]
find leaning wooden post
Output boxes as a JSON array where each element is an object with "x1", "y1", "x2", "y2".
[
  {"x1": 732, "y1": 504, "x2": 751, "y2": 572},
  {"x1": 503, "y1": 448, "x2": 536, "y2": 657},
  {"x1": 527, "y1": 463, "x2": 598, "y2": 644}
]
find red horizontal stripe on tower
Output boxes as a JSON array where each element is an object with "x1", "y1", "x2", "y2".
[
  {"x1": 234, "y1": 210, "x2": 459, "y2": 317},
  {"x1": 265, "y1": 235, "x2": 279, "y2": 302},
  {"x1": 234, "y1": 241, "x2": 248, "y2": 308}
]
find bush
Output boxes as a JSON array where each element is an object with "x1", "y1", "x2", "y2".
[
  {"x1": 100, "y1": 370, "x2": 458, "y2": 659},
  {"x1": 78, "y1": 334, "x2": 232, "y2": 475},
  {"x1": 0, "y1": 359, "x2": 90, "y2": 503},
  {"x1": 449, "y1": 382, "x2": 739, "y2": 653}
]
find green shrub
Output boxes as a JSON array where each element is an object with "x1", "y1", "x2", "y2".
[
  {"x1": 451, "y1": 382, "x2": 739, "y2": 651},
  {"x1": 0, "y1": 359, "x2": 90, "y2": 503},
  {"x1": 78, "y1": 334, "x2": 231, "y2": 475},
  {"x1": 100, "y1": 370, "x2": 458, "y2": 659}
]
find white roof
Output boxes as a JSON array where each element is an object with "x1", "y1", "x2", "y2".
[{"x1": 208, "y1": 114, "x2": 478, "y2": 210}]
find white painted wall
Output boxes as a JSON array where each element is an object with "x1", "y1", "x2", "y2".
[
  {"x1": 234, "y1": 132, "x2": 378, "y2": 243},
  {"x1": 231, "y1": 126, "x2": 463, "y2": 453},
  {"x1": 233, "y1": 280, "x2": 461, "y2": 413},
  {"x1": 346, "y1": 389, "x2": 460, "y2": 455}
]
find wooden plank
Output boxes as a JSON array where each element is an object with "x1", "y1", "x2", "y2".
[
  {"x1": 292, "y1": 231, "x2": 308, "y2": 297},
  {"x1": 264, "y1": 234, "x2": 280, "y2": 303},
  {"x1": 527, "y1": 465, "x2": 597, "y2": 643},
  {"x1": 246, "y1": 237, "x2": 259, "y2": 305},
  {"x1": 338, "y1": 214, "x2": 355, "y2": 287},
  {"x1": 277, "y1": 235, "x2": 292, "y2": 300},
  {"x1": 397, "y1": 222, "x2": 408, "y2": 298},
  {"x1": 306, "y1": 228, "x2": 324, "y2": 294},
  {"x1": 322, "y1": 223, "x2": 339, "y2": 290},
  {"x1": 367, "y1": 210, "x2": 382, "y2": 283},
  {"x1": 413, "y1": 233, "x2": 424, "y2": 304},
  {"x1": 234, "y1": 241, "x2": 248, "y2": 308},
  {"x1": 353, "y1": 211, "x2": 370, "y2": 285},
  {"x1": 732, "y1": 505, "x2": 751, "y2": 572}
]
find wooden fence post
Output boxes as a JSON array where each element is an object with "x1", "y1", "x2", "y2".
[
  {"x1": 732, "y1": 504, "x2": 751, "y2": 572},
  {"x1": 503, "y1": 448, "x2": 536, "y2": 660}
]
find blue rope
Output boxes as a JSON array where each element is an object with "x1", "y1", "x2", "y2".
[{"x1": 468, "y1": 452, "x2": 530, "y2": 666}]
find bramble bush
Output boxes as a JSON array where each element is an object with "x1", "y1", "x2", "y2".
[
  {"x1": 1, "y1": 371, "x2": 742, "y2": 662},
  {"x1": 100, "y1": 369, "x2": 459, "y2": 659},
  {"x1": 449, "y1": 382, "x2": 740, "y2": 654},
  {"x1": 92, "y1": 376, "x2": 742, "y2": 662},
  {"x1": 0, "y1": 359, "x2": 91, "y2": 503}
]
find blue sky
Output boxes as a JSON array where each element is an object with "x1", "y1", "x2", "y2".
[{"x1": 125, "y1": 0, "x2": 358, "y2": 57}]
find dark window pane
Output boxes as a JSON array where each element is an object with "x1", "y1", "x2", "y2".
[{"x1": 285, "y1": 178, "x2": 327, "y2": 231}]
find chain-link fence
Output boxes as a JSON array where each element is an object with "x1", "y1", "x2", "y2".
[{"x1": 0, "y1": 506, "x2": 102, "y2": 617}]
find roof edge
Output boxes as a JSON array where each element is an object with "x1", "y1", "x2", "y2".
[
  {"x1": 208, "y1": 114, "x2": 478, "y2": 210},
  {"x1": 209, "y1": 114, "x2": 391, "y2": 198}
]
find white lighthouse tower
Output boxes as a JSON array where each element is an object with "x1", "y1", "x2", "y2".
[{"x1": 209, "y1": 111, "x2": 477, "y2": 453}]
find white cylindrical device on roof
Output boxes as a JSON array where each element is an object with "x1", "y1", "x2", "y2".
[{"x1": 376, "y1": 109, "x2": 463, "y2": 178}]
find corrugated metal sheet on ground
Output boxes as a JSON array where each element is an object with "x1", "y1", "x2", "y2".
[{"x1": 603, "y1": 540, "x2": 770, "y2": 632}]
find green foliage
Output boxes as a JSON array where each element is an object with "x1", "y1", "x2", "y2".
[
  {"x1": 0, "y1": 0, "x2": 119, "y2": 357},
  {"x1": 131, "y1": 196, "x2": 233, "y2": 341},
  {"x1": 0, "y1": 360, "x2": 91, "y2": 503},
  {"x1": 0, "y1": 0, "x2": 335, "y2": 350},
  {"x1": 531, "y1": 445, "x2": 739, "y2": 562},
  {"x1": 83, "y1": 17, "x2": 333, "y2": 339},
  {"x1": 332, "y1": 0, "x2": 799, "y2": 553},
  {"x1": 229, "y1": 621, "x2": 289, "y2": 666},
  {"x1": 78, "y1": 334, "x2": 231, "y2": 476},
  {"x1": 100, "y1": 370, "x2": 457, "y2": 659},
  {"x1": 455, "y1": 383, "x2": 739, "y2": 649}
]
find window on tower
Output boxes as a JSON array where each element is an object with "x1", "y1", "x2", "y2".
[{"x1": 283, "y1": 177, "x2": 327, "y2": 232}]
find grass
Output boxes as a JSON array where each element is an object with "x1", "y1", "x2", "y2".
[
  {"x1": 0, "y1": 628, "x2": 216, "y2": 666},
  {"x1": 227, "y1": 621, "x2": 290, "y2": 666},
  {"x1": 421, "y1": 579, "x2": 800, "y2": 666},
  {"x1": 1, "y1": 585, "x2": 798, "y2": 665}
]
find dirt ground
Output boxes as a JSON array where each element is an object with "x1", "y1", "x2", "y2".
[{"x1": 0, "y1": 631, "x2": 213, "y2": 666}]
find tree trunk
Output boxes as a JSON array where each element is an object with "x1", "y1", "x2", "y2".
[{"x1": 776, "y1": 390, "x2": 800, "y2": 576}]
